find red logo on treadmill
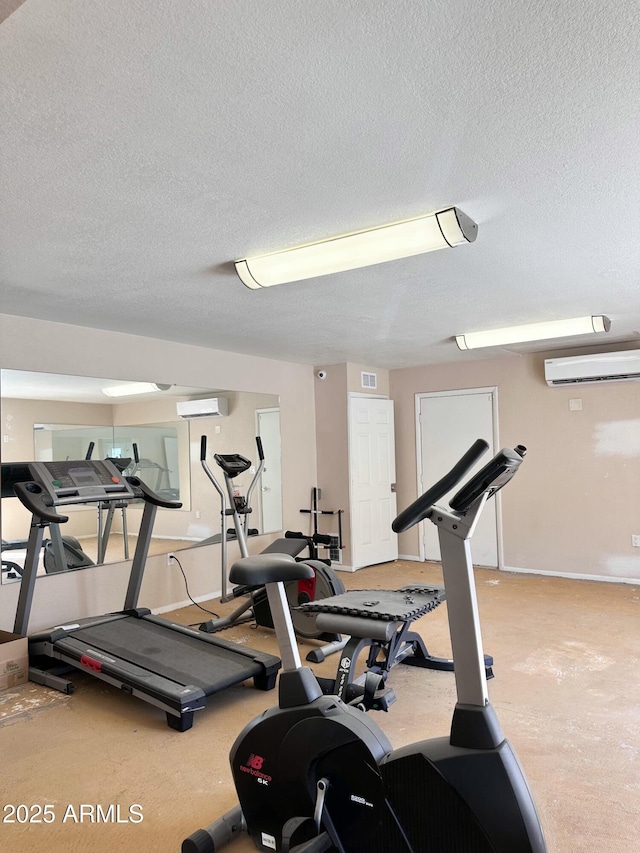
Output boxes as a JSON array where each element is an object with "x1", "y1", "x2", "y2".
[
  {"x1": 240, "y1": 753, "x2": 272, "y2": 783},
  {"x1": 80, "y1": 654, "x2": 102, "y2": 672}
]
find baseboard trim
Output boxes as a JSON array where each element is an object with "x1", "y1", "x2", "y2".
[
  {"x1": 502, "y1": 565, "x2": 640, "y2": 585},
  {"x1": 154, "y1": 591, "x2": 222, "y2": 615},
  {"x1": 334, "y1": 556, "x2": 423, "y2": 572},
  {"x1": 381, "y1": 556, "x2": 640, "y2": 585}
]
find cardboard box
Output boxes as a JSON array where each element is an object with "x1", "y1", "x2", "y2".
[{"x1": 0, "y1": 630, "x2": 28, "y2": 691}]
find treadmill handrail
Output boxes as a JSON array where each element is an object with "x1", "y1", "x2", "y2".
[
  {"x1": 126, "y1": 476, "x2": 183, "y2": 509},
  {"x1": 13, "y1": 482, "x2": 69, "y2": 524}
]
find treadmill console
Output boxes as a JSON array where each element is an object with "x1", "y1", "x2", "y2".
[{"x1": 27, "y1": 459, "x2": 137, "y2": 506}]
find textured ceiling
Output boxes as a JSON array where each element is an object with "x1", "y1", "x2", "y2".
[{"x1": 2, "y1": 0, "x2": 640, "y2": 368}]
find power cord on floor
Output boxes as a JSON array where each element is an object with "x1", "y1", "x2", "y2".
[{"x1": 171, "y1": 554, "x2": 221, "y2": 621}]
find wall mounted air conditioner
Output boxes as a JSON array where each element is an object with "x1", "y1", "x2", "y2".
[
  {"x1": 544, "y1": 350, "x2": 640, "y2": 386},
  {"x1": 176, "y1": 397, "x2": 229, "y2": 418}
]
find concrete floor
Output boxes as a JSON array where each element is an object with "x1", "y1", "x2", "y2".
[{"x1": 1, "y1": 559, "x2": 639, "y2": 852}]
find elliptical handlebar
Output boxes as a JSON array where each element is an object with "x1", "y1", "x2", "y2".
[
  {"x1": 200, "y1": 435, "x2": 226, "y2": 499},
  {"x1": 245, "y1": 437, "x2": 266, "y2": 510},
  {"x1": 391, "y1": 439, "x2": 489, "y2": 534}
]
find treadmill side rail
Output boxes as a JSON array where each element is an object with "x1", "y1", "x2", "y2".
[
  {"x1": 32, "y1": 635, "x2": 207, "y2": 730},
  {"x1": 28, "y1": 611, "x2": 281, "y2": 731}
]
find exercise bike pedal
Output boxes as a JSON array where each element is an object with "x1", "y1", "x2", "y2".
[
  {"x1": 289, "y1": 831, "x2": 334, "y2": 853},
  {"x1": 281, "y1": 816, "x2": 319, "y2": 852},
  {"x1": 282, "y1": 777, "x2": 334, "y2": 853},
  {"x1": 344, "y1": 671, "x2": 397, "y2": 712}
]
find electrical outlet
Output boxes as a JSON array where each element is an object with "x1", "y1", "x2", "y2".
[
  {"x1": 195, "y1": 510, "x2": 201, "y2": 519},
  {"x1": 167, "y1": 552, "x2": 175, "y2": 565},
  {"x1": 632, "y1": 536, "x2": 640, "y2": 548}
]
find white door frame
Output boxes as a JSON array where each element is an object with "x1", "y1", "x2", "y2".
[{"x1": 414, "y1": 387, "x2": 504, "y2": 569}]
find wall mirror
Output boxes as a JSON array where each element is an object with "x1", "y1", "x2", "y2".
[{"x1": 1, "y1": 369, "x2": 282, "y2": 583}]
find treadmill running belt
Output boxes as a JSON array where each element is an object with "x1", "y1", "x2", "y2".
[{"x1": 70, "y1": 616, "x2": 262, "y2": 692}]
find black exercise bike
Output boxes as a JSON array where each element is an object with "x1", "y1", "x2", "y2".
[{"x1": 183, "y1": 439, "x2": 546, "y2": 853}]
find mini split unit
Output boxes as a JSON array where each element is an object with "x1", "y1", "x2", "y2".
[
  {"x1": 176, "y1": 398, "x2": 229, "y2": 419},
  {"x1": 544, "y1": 351, "x2": 640, "y2": 386}
]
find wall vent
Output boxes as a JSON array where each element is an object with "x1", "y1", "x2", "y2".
[
  {"x1": 361, "y1": 371, "x2": 377, "y2": 389},
  {"x1": 329, "y1": 535, "x2": 342, "y2": 563}
]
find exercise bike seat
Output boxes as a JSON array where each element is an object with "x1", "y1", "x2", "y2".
[{"x1": 229, "y1": 553, "x2": 315, "y2": 586}]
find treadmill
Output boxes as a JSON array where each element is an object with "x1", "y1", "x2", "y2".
[
  {"x1": 12, "y1": 459, "x2": 281, "y2": 731},
  {"x1": 2, "y1": 461, "x2": 78, "y2": 577}
]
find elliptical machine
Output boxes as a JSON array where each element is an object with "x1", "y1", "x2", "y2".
[
  {"x1": 183, "y1": 439, "x2": 546, "y2": 853},
  {"x1": 198, "y1": 436, "x2": 346, "y2": 645}
]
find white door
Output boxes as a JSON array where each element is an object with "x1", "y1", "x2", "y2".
[
  {"x1": 256, "y1": 408, "x2": 283, "y2": 533},
  {"x1": 348, "y1": 396, "x2": 398, "y2": 569},
  {"x1": 418, "y1": 389, "x2": 499, "y2": 567}
]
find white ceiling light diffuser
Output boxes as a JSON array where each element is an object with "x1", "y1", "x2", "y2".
[
  {"x1": 455, "y1": 315, "x2": 611, "y2": 351},
  {"x1": 102, "y1": 382, "x2": 172, "y2": 397},
  {"x1": 235, "y1": 206, "x2": 477, "y2": 289}
]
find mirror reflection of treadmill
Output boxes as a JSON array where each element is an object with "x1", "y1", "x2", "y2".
[{"x1": 12, "y1": 459, "x2": 280, "y2": 731}]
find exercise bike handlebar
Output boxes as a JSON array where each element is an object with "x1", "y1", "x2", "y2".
[{"x1": 392, "y1": 439, "x2": 489, "y2": 534}]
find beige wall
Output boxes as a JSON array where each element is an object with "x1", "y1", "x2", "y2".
[
  {"x1": 390, "y1": 349, "x2": 640, "y2": 582},
  {"x1": 0, "y1": 313, "x2": 317, "y2": 632}
]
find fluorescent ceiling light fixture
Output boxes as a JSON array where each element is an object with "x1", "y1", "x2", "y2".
[
  {"x1": 455, "y1": 315, "x2": 611, "y2": 351},
  {"x1": 102, "y1": 382, "x2": 172, "y2": 397},
  {"x1": 235, "y1": 206, "x2": 477, "y2": 289}
]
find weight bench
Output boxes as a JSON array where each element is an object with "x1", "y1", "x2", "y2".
[{"x1": 298, "y1": 584, "x2": 493, "y2": 705}]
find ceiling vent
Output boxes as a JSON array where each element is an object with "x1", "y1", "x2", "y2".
[
  {"x1": 176, "y1": 397, "x2": 229, "y2": 418},
  {"x1": 544, "y1": 351, "x2": 640, "y2": 386}
]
